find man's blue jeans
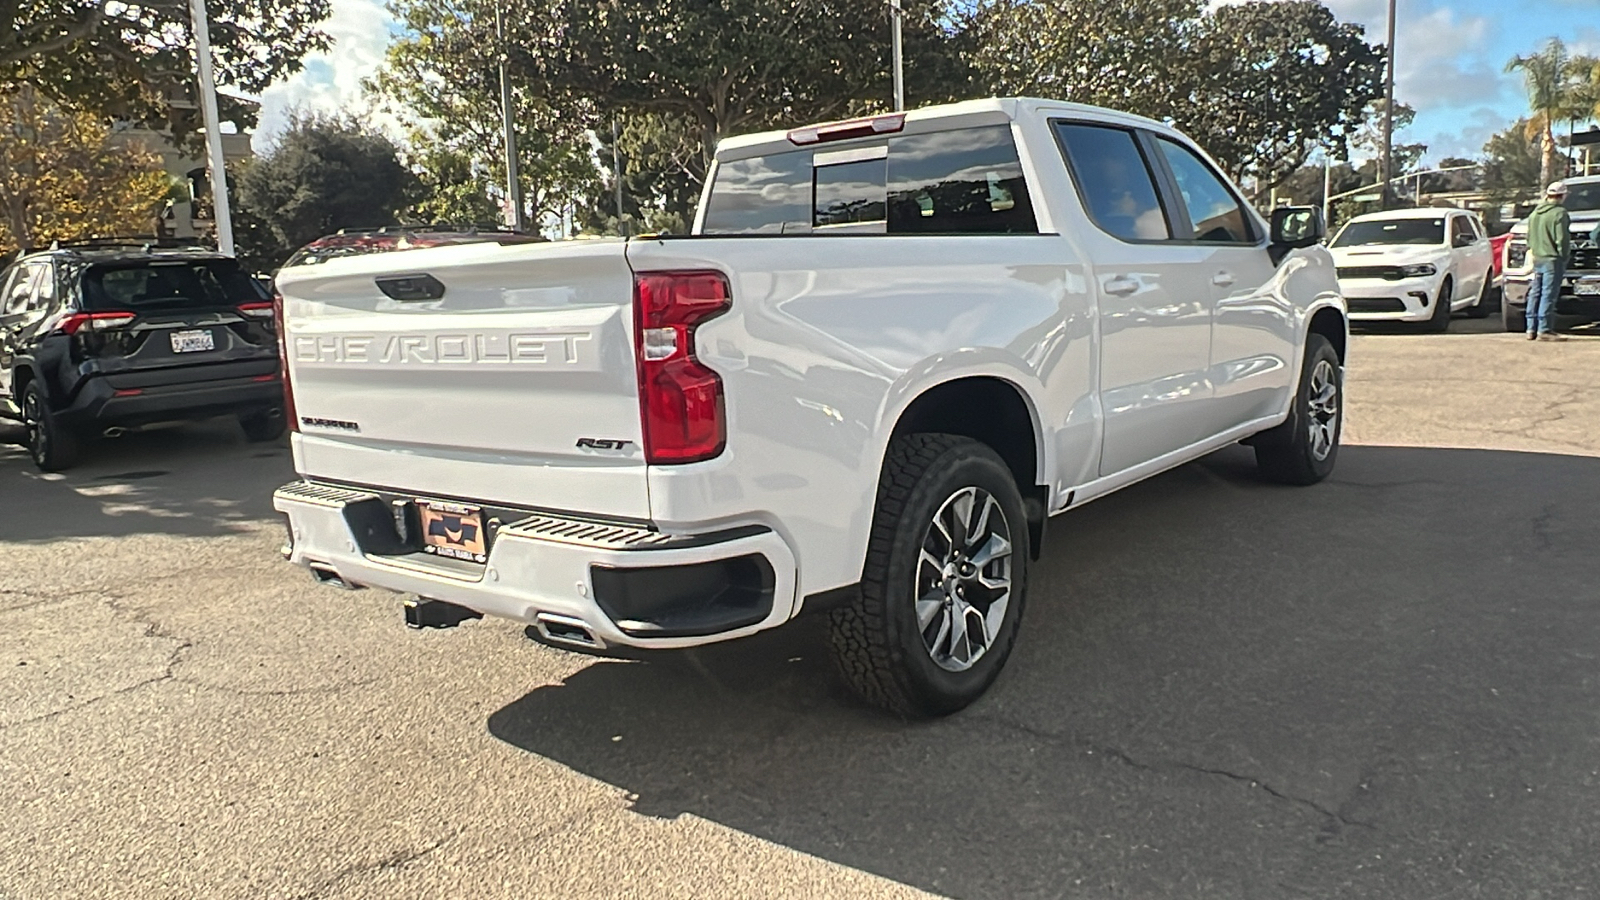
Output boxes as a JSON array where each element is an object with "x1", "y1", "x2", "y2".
[{"x1": 1527, "y1": 258, "x2": 1564, "y2": 335}]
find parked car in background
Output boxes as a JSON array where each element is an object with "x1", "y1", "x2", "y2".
[
  {"x1": 272, "y1": 97, "x2": 1347, "y2": 717},
  {"x1": 1329, "y1": 208, "x2": 1496, "y2": 332},
  {"x1": 281, "y1": 225, "x2": 543, "y2": 271},
  {"x1": 0, "y1": 242, "x2": 284, "y2": 471},
  {"x1": 1501, "y1": 176, "x2": 1600, "y2": 332}
]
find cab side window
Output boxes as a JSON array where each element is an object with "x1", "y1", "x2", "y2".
[
  {"x1": 1154, "y1": 138, "x2": 1255, "y2": 244},
  {"x1": 1450, "y1": 216, "x2": 1475, "y2": 245},
  {"x1": 1054, "y1": 122, "x2": 1171, "y2": 242}
]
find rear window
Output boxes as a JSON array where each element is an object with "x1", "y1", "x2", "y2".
[
  {"x1": 84, "y1": 259, "x2": 268, "y2": 311},
  {"x1": 702, "y1": 124, "x2": 1037, "y2": 236}
]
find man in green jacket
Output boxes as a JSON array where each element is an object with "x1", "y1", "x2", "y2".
[{"x1": 1524, "y1": 182, "x2": 1572, "y2": 341}]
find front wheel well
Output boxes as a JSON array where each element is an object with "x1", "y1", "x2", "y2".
[
  {"x1": 888, "y1": 376, "x2": 1047, "y2": 556},
  {"x1": 1309, "y1": 307, "x2": 1346, "y2": 363}
]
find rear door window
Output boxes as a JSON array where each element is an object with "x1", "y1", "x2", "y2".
[
  {"x1": 1054, "y1": 123, "x2": 1171, "y2": 242},
  {"x1": 85, "y1": 259, "x2": 269, "y2": 312},
  {"x1": 3, "y1": 264, "x2": 41, "y2": 315},
  {"x1": 887, "y1": 126, "x2": 1036, "y2": 234}
]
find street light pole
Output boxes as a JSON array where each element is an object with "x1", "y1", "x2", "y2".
[
  {"x1": 495, "y1": 3, "x2": 526, "y2": 233},
  {"x1": 612, "y1": 117, "x2": 627, "y2": 238},
  {"x1": 889, "y1": 0, "x2": 904, "y2": 112},
  {"x1": 1379, "y1": 0, "x2": 1397, "y2": 210},
  {"x1": 188, "y1": 0, "x2": 233, "y2": 256},
  {"x1": 1322, "y1": 154, "x2": 1332, "y2": 231}
]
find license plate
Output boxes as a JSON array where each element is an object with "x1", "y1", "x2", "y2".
[
  {"x1": 1575, "y1": 280, "x2": 1600, "y2": 297},
  {"x1": 417, "y1": 501, "x2": 488, "y2": 563},
  {"x1": 169, "y1": 329, "x2": 215, "y2": 353}
]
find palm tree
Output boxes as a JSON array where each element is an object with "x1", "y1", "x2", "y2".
[{"x1": 1506, "y1": 39, "x2": 1590, "y2": 186}]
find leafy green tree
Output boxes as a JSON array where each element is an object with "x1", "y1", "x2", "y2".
[
  {"x1": 0, "y1": 85, "x2": 169, "y2": 251},
  {"x1": 967, "y1": 0, "x2": 1203, "y2": 123},
  {"x1": 493, "y1": 0, "x2": 968, "y2": 170},
  {"x1": 234, "y1": 113, "x2": 418, "y2": 268},
  {"x1": 1183, "y1": 1, "x2": 1385, "y2": 194},
  {"x1": 1481, "y1": 119, "x2": 1543, "y2": 199},
  {"x1": 968, "y1": 0, "x2": 1383, "y2": 193},
  {"x1": 1, "y1": 0, "x2": 331, "y2": 131},
  {"x1": 371, "y1": 1, "x2": 601, "y2": 231}
]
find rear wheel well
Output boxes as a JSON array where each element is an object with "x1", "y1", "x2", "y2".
[
  {"x1": 889, "y1": 377, "x2": 1047, "y2": 556},
  {"x1": 1309, "y1": 307, "x2": 1346, "y2": 363}
]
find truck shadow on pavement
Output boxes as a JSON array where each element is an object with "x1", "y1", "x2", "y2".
[
  {"x1": 0, "y1": 420, "x2": 292, "y2": 542},
  {"x1": 489, "y1": 444, "x2": 1600, "y2": 900}
]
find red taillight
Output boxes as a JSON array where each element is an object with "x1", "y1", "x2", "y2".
[
  {"x1": 633, "y1": 271, "x2": 731, "y2": 464},
  {"x1": 273, "y1": 292, "x2": 298, "y2": 432},
  {"x1": 787, "y1": 113, "x2": 905, "y2": 145},
  {"x1": 238, "y1": 301, "x2": 275, "y2": 319},
  {"x1": 61, "y1": 311, "x2": 136, "y2": 335}
]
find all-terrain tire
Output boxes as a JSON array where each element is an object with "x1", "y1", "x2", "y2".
[
  {"x1": 1253, "y1": 334, "x2": 1341, "y2": 486},
  {"x1": 21, "y1": 380, "x2": 82, "y2": 472},
  {"x1": 829, "y1": 434, "x2": 1029, "y2": 718}
]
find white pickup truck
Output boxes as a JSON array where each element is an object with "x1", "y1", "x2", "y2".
[{"x1": 272, "y1": 98, "x2": 1347, "y2": 717}]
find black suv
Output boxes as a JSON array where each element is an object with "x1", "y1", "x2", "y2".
[{"x1": 0, "y1": 243, "x2": 284, "y2": 471}]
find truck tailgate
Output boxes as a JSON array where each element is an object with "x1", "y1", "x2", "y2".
[{"x1": 275, "y1": 239, "x2": 649, "y2": 519}]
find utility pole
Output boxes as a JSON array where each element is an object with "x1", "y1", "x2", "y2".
[
  {"x1": 612, "y1": 118, "x2": 627, "y2": 238},
  {"x1": 189, "y1": 0, "x2": 233, "y2": 256},
  {"x1": 1379, "y1": 0, "x2": 1397, "y2": 210},
  {"x1": 496, "y1": 2, "x2": 525, "y2": 232},
  {"x1": 889, "y1": 0, "x2": 905, "y2": 112}
]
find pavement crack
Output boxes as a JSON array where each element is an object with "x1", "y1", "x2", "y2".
[
  {"x1": 291, "y1": 831, "x2": 462, "y2": 900},
  {"x1": 1172, "y1": 763, "x2": 1373, "y2": 832},
  {"x1": 968, "y1": 715, "x2": 1373, "y2": 835},
  {"x1": 172, "y1": 675, "x2": 383, "y2": 698},
  {"x1": 0, "y1": 636, "x2": 191, "y2": 731}
]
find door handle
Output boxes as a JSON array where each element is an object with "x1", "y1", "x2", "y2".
[
  {"x1": 1103, "y1": 277, "x2": 1139, "y2": 297},
  {"x1": 1212, "y1": 271, "x2": 1236, "y2": 287}
]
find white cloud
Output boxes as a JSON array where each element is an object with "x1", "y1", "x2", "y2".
[{"x1": 249, "y1": 0, "x2": 398, "y2": 150}]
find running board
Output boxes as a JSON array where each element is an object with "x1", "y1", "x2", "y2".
[{"x1": 0, "y1": 397, "x2": 18, "y2": 421}]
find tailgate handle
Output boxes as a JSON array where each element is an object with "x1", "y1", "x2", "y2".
[{"x1": 375, "y1": 273, "x2": 446, "y2": 302}]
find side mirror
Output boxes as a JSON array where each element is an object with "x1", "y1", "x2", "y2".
[
  {"x1": 1270, "y1": 206, "x2": 1325, "y2": 248},
  {"x1": 1269, "y1": 207, "x2": 1325, "y2": 265},
  {"x1": 1453, "y1": 233, "x2": 1474, "y2": 248}
]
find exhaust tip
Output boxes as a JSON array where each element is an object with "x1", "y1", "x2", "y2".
[
  {"x1": 308, "y1": 563, "x2": 358, "y2": 590},
  {"x1": 535, "y1": 613, "x2": 602, "y2": 648}
]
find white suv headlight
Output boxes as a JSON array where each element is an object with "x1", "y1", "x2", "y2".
[{"x1": 1398, "y1": 263, "x2": 1437, "y2": 278}]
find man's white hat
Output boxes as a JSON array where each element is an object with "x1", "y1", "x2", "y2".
[{"x1": 1547, "y1": 181, "x2": 1569, "y2": 197}]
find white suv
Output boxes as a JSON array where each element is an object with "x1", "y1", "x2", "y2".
[{"x1": 1330, "y1": 208, "x2": 1495, "y2": 331}]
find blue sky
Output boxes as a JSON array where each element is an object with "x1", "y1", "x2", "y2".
[{"x1": 255, "y1": 0, "x2": 1600, "y2": 163}]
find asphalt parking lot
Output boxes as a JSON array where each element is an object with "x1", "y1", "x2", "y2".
[{"x1": 4, "y1": 315, "x2": 1599, "y2": 900}]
